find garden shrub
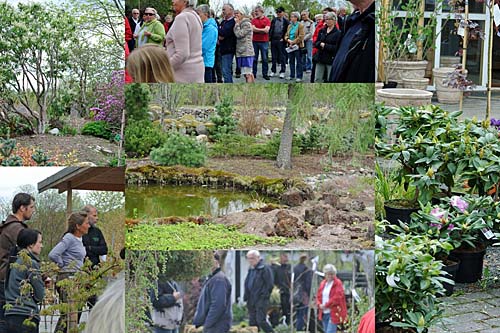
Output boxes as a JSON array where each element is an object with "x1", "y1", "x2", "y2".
[
  {"x1": 208, "y1": 97, "x2": 237, "y2": 141},
  {"x1": 61, "y1": 125, "x2": 78, "y2": 136},
  {"x1": 81, "y1": 121, "x2": 112, "y2": 139},
  {"x1": 91, "y1": 70, "x2": 125, "y2": 130},
  {"x1": 150, "y1": 132, "x2": 206, "y2": 167},
  {"x1": 125, "y1": 83, "x2": 151, "y2": 123},
  {"x1": 208, "y1": 134, "x2": 260, "y2": 157},
  {"x1": 297, "y1": 123, "x2": 327, "y2": 152},
  {"x1": 125, "y1": 120, "x2": 166, "y2": 157},
  {"x1": 251, "y1": 132, "x2": 302, "y2": 159}
]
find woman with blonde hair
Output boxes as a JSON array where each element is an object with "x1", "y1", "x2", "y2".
[
  {"x1": 166, "y1": 0, "x2": 204, "y2": 83},
  {"x1": 126, "y1": 44, "x2": 175, "y2": 83},
  {"x1": 233, "y1": 9, "x2": 255, "y2": 83},
  {"x1": 284, "y1": 12, "x2": 305, "y2": 82}
]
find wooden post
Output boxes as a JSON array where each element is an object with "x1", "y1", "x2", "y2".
[
  {"x1": 487, "y1": 0, "x2": 494, "y2": 120},
  {"x1": 66, "y1": 185, "x2": 72, "y2": 218},
  {"x1": 459, "y1": 0, "x2": 470, "y2": 112},
  {"x1": 378, "y1": 0, "x2": 391, "y2": 82},
  {"x1": 416, "y1": 0, "x2": 426, "y2": 60},
  {"x1": 117, "y1": 109, "x2": 125, "y2": 166}
]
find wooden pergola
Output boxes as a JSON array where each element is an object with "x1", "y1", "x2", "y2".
[{"x1": 38, "y1": 167, "x2": 125, "y2": 216}]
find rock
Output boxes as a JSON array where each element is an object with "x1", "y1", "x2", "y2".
[
  {"x1": 48, "y1": 128, "x2": 60, "y2": 135},
  {"x1": 196, "y1": 123, "x2": 207, "y2": 135},
  {"x1": 273, "y1": 210, "x2": 310, "y2": 239},
  {"x1": 322, "y1": 193, "x2": 339, "y2": 208},
  {"x1": 75, "y1": 161, "x2": 97, "y2": 167},
  {"x1": 304, "y1": 205, "x2": 330, "y2": 226},
  {"x1": 196, "y1": 134, "x2": 208, "y2": 143},
  {"x1": 100, "y1": 148, "x2": 114, "y2": 156},
  {"x1": 280, "y1": 189, "x2": 304, "y2": 207},
  {"x1": 350, "y1": 200, "x2": 366, "y2": 211},
  {"x1": 272, "y1": 128, "x2": 280, "y2": 135},
  {"x1": 260, "y1": 127, "x2": 272, "y2": 137}
]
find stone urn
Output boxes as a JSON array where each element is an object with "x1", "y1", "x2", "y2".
[
  {"x1": 384, "y1": 60, "x2": 428, "y2": 85},
  {"x1": 403, "y1": 77, "x2": 429, "y2": 90},
  {"x1": 376, "y1": 88, "x2": 433, "y2": 107},
  {"x1": 432, "y1": 67, "x2": 467, "y2": 104},
  {"x1": 440, "y1": 56, "x2": 461, "y2": 68}
]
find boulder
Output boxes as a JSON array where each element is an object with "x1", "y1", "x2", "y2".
[
  {"x1": 196, "y1": 134, "x2": 208, "y2": 143},
  {"x1": 196, "y1": 123, "x2": 208, "y2": 135},
  {"x1": 322, "y1": 193, "x2": 339, "y2": 208},
  {"x1": 280, "y1": 189, "x2": 304, "y2": 207},
  {"x1": 48, "y1": 128, "x2": 60, "y2": 135},
  {"x1": 349, "y1": 200, "x2": 366, "y2": 212},
  {"x1": 260, "y1": 127, "x2": 272, "y2": 137},
  {"x1": 304, "y1": 205, "x2": 330, "y2": 226},
  {"x1": 273, "y1": 210, "x2": 310, "y2": 239}
]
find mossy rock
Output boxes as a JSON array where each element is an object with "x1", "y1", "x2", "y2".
[{"x1": 126, "y1": 165, "x2": 312, "y2": 199}]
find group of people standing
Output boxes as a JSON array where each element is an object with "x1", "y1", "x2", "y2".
[
  {"x1": 149, "y1": 250, "x2": 359, "y2": 333},
  {"x1": 125, "y1": 0, "x2": 374, "y2": 83},
  {"x1": 0, "y1": 193, "x2": 108, "y2": 332}
]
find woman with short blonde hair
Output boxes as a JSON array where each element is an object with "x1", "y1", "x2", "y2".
[{"x1": 126, "y1": 44, "x2": 175, "y2": 83}]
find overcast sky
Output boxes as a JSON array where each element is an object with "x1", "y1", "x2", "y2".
[{"x1": 0, "y1": 167, "x2": 63, "y2": 200}]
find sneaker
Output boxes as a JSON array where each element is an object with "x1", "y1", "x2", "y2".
[
  {"x1": 279, "y1": 73, "x2": 285, "y2": 79},
  {"x1": 269, "y1": 72, "x2": 276, "y2": 77},
  {"x1": 263, "y1": 75, "x2": 270, "y2": 80},
  {"x1": 296, "y1": 78, "x2": 303, "y2": 83},
  {"x1": 287, "y1": 76, "x2": 293, "y2": 80}
]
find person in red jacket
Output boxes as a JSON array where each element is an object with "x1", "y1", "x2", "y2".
[
  {"x1": 124, "y1": 17, "x2": 133, "y2": 83},
  {"x1": 316, "y1": 264, "x2": 347, "y2": 333},
  {"x1": 358, "y1": 308, "x2": 375, "y2": 333}
]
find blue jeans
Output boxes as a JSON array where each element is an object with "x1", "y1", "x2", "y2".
[
  {"x1": 295, "y1": 306, "x2": 308, "y2": 331},
  {"x1": 252, "y1": 41, "x2": 269, "y2": 77},
  {"x1": 322, "y1": 314, "x2": 338, "y2": 333},
  {"x1": 289, "y1": 49, "x2": 303, "y2": 79},
  {"x1": 221, "y1": 53, "x2": 234, "y2": 83},
  {"x1": 154, "y1": 328, "x2": 179, "y2": 333},
  {"x1": 302, "y1": 39, "x2": 313, "y2": 71}
]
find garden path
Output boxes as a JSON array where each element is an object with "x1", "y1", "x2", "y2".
[
  {"x1": 429, "y1": 288, "x2": 500, "y2": 333},
  {"x1": 435, "y1": 91, "x2": 500, "y2": 119}
]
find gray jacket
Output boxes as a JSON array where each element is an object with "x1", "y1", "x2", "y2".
[
  {"x1": 5, "y1": 251, "x2": 45, "y2": 320},
  {"x1": 301, "y1": 19, "x2": 315, "y2": 41},
  {"x1": 234, "y1": 18, "x2": 254, "y2": 58}
]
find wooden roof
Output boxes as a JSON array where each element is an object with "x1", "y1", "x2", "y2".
[{"x1": 38, "y1": 167, "x2": 125, "y2": 193}]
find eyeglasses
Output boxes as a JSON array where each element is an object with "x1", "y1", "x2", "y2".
[
  {"x1": 132, "y1": 12, "x2": 139, "y2": 15},
  {"x1": 144, "y1": 13, "x2": 155, "y2": 16}
]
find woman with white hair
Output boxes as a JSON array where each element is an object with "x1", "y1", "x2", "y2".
[
  {"x1": 135, "y1": 8, "x2": 166, "y2": 47},
  {"x1": 284, "y1": 11, "x2": 305, "y2": 82},
  {"x1": 315, "y1": 264, "x2": 348, "y2": 333},
  {"x1": 165, "y1": 0, "x2": 204, "y2": 83},
  {"x1": 313, "y1": 12, "x2": 341, "y2": 82}
]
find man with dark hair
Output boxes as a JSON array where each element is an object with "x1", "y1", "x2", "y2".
[
  {"x1": 219, "y1": 3, "x2": 237, "y2": 83},
  {"x1": 328, "y1": 0, "x2": 375, "y2": 82},
  {"x1": 251, "y1": 5, "x2": 271, "y2": 80},
  {"x1": 0, "y1": 193, "x2": 35, "y2": 331},
  {"x1": 193, "y1": 252, "x2": 232, "y2": 333},
  {"x1": 244, "y1": 250, "x2": 275, "y2": 333},
  {"x1": 82, "y1": 204, "x2": 108, "y2": 267},
  {"x1": 271, "y1": 253, "x2": 291, "y2": 325}
]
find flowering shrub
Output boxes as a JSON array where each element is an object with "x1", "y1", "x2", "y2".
[
  {"x1": 91, "y1": 70, "x2": 124, "y2": 131},
  {"x1": 408, "y1": 195, "x2": 499, "y2": 249}
]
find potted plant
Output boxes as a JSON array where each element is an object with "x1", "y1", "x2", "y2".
[
  {"x1": 378, "y1": 0, "x2": 442, "y2": 87},
  {"x1": 376, "y1": 232, "x2": 452, "y2": 332},
  {"x1": 408, "y1": 195, "x2": 498, "y2": 283}
]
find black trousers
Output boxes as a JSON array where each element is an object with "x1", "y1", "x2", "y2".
[
  {"x1": 6, "y1": 315, "x2": 39, "y2": 333},
  {"x1": 270, "y1": 39, "x2": 286, "y2": 74},
  {"x1": 248, "y1": 301, "x2": 274, "y2": 333},
  {"x1": 280, "y1": 291, "x2": 291, "y2": 324}
]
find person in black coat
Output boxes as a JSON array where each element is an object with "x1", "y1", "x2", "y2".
[
  {"x1": 81, "y1": 205, "x2": 108, "y2": 267},
  {"x1": 193, "y1": 253, "x2": 232, "y2": 333},
  {"x1": 293, "y1": 254, "x2": 312, "y2": 332},
  {"x1": 150, "y1": 277, "x2": 183, "y2": 333},
  {"x1": 269, "y1": 7, "x2": 289, "y2": 78},
  {"x1": 128, "y1": 8, "x2": 142, "y2": 52},
  {"x1": 218, "y1": 3, "x2": 237, "y2": 83},
  {"x1": 271, "y1": 253, "x2": 291, "y2": 325},
  {"x1": 244, "y1": 250, "x2": 275, "y2": 333},
  {"x1": 328, "y1": 0, "x2": 375, "y2": 83},
  {"x1": 314, "y1": 12, "x2": 341, "y2": 82}
]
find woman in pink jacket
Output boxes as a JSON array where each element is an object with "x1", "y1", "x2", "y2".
[
  {"x1": 316, "y1": 264, "x2": 348, "y2": 333},
  {"x1": 165, "y1": 0, "x2": 205, "y2": 83}
]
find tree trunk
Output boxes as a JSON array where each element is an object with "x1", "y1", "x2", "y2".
[{"x1": 276, "y1": 84, "x2": 295, "y2": 169}]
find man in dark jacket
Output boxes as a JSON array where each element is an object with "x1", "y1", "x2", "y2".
[
  {"x1": 218, "y1": 3, "x2": 237, "y2": 83},
  {"x1": 293, "y1": 253, "x2": 312, "y2": 332},
  {"x1": 269, "y1": 7, "x2": 289, "y2": 78},
  {"x1": 128, "y1": 8, "x2": 142, "y2": 52},
  {"x1": 82, "y1": 205, "x2": 108, "y2": 267},
  {"x1": 0, "y1": 193, "x2": 35, "y2": 331},
  {"x1": 193, "y1": 253, "x2": 232, "y2": 333},
  {"x1": 271, "y1": 253, "x2": 291, "y2": 324},
  {"x1": 244, "y1": 250, "x2": 274, "y2": 333},
  {"x1": 328, "y1": 0, "x2": 375, "y2": 83}
]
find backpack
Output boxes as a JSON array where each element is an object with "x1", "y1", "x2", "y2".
[{"x1": 152, "y1": 281, "x2": 184, "y2": 330}]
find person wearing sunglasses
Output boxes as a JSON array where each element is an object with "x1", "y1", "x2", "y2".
[{"x1": 136, "y1": 7, "x2": 166, "y2": 48}]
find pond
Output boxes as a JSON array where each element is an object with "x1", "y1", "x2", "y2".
[{"x1": 126, "y1": 185, "x2": 272, "y2": 218}]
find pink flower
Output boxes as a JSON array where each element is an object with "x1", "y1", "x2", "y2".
[
  {"x1": 450, "y1": 196, "x2": 468, "y2": 213},
  {"x1": 430, "y1": 207, "x2": 446, "y2": 219},
  {"x1": 447, "y1": 224, "x2": 455, "y2": 230},
  {"x1": 430, "y1": 222, "x2": 442, "y2": 230}
]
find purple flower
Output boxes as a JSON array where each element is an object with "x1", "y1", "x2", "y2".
[
  {"x1": 430, "y1": 222, "x2": 442, "y2": 230},
  {"x1": 447, "y1": 224, "x2": 455, "y2": 230},
  {"x1": 450, "y1": 196, "x2": 468, "y2": 213},
  {"x1": 431, "y1": 207, "x2": 446, "y2": 219}
]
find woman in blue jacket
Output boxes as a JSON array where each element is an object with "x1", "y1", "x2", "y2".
[{"x1": 196, "y1": 4, "x2": 218, "y2": 83}]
